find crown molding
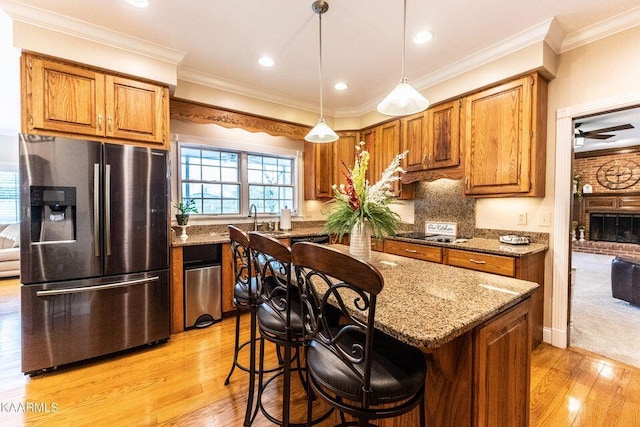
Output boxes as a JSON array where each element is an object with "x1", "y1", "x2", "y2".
[
  {"x1": 178, "y1": 67, "x2": 329, "y2": 116},
  {"x1": 561, "y1": 6, "x2": 640, "y2": 53},
  {"x1": 0, "y1": 0, "x2": 186, "y2": 64}
]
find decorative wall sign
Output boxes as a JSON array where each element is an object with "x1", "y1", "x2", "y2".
[{"x1": 596, "y1": 159, "x2": 640, "y2": 190}]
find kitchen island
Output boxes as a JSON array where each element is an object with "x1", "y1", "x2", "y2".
[{"x1": 328, "y1": 245, "x2": 538, "y2": 427}]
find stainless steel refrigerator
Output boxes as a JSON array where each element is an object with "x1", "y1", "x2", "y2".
[{"x1": 19, "y1": 134, "x2": 170, "y2": 375}]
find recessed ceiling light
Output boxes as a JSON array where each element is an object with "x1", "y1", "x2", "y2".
[
  {"x1": 413, "y1": 31, "x2": 434, "y2": 44},
  {"x1": 258, "y1": 56, "x2": 275, "y2": 67},
  {"x1": 126, "y1": 0, "x2": 148, "y2": 8},
  {"x1": 334, "y1": 82, "x2": 348, "y2": 91}
]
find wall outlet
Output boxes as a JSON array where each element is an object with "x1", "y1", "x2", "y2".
[
  {"x1": 517, "y1": 212, "x2": 528, "y2": 225},
  {"x1": 539, "y1": 211, "x2": 552, "y2": 227}
]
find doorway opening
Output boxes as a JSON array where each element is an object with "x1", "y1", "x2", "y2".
[{"x1": 568, "y1": 106, "x2": 640, "y2": 368}]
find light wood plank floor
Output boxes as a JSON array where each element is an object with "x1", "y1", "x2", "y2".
[{"x1": 2, "y1": 278, "x2": 640, "y2": 426}]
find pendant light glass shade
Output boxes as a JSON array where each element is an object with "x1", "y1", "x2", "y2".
[
  {"x1": 305, "y1": 0, "x2": 338, "y2": 143},
  {"x1": 377, "y1": 78, "x2": 430, "y2": 116},
  {"x1": 377, "y1": 0, "x2": 429, "y2": 117},
  {"x1": 305, "y1": 117, "x2": 339, "y2": 143}
]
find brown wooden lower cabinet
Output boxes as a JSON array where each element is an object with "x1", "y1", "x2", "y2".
[
  {"x1": 473, "y1": 299, "x2": 531, "y2": 427},
  {"x1": 221, "y1": 242, "x2": 235, "y2": 315}
]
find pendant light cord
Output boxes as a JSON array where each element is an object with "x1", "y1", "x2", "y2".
[
  {"x1": 402, "y1": 0, "x2": 407, "y2": 80},
  {"x1": 318, "y1": 9, "x2": 324, "y2": 118}
]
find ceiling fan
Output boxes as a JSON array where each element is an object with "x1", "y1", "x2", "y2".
[{"x1": 574, "y1": 122, "x2": 634, "y2": 141}]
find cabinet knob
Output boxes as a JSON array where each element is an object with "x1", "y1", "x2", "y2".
[
  {"x1": 108, "y1": 117, "x2": 113, "y2": 132},
  {"x1": 97, "y1": 115, "x2": 103, "y2": 131}
]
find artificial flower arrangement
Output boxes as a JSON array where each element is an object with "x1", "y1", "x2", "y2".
[{"x1": 323, "y1": 141, "x2": 408, "y2": 241}]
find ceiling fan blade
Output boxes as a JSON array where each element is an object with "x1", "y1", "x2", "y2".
[
  {"x1": 587, "y1": 134, "x2": 614, "y2": 140},
  {"x1": 582, "y1": 123, "x2": 634, "y2": 136}
]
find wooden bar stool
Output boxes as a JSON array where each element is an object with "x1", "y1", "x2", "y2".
[{"x1": 292, "y1": 242, "x2": 427, "y2": 427}]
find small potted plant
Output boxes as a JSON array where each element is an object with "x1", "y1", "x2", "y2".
[{"x1": 174, "y1": 199, "x2": 198, "y2": 226}]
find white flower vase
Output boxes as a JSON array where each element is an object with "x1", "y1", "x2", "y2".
[{"x1": 349, "y1": 220, "x2": 372, "y2": 261}]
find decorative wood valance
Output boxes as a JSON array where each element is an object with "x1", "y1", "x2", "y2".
[{"x1": 170, "y1": 98, "x2": 311, "y2": 140}]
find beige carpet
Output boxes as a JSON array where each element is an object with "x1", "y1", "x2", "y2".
[{"x1": 571, "y1": 252, "x2": 640, "y2": 368}]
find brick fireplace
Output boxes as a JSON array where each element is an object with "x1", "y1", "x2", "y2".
[{"x1": 573, "y1": 150, "x2": 640, "y2": 257}]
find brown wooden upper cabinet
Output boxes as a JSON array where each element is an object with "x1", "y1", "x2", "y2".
[
  {"x1": 333, "y1": 131, "x2": 357, "y2": 189},
  {"x1": 22, "y1": 53, "x2": 169, "y2": 148},
  {"x1": 304, "y1": 140, "x2": 334, "y2": 200},
  {"x1": 403, "y1": 100, "x2": 461, "y2": 172},
  {"x1": 462, "y1": 73, "x2": 547, "y2": 197}
]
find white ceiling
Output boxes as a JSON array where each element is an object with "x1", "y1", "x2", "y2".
[{"x1": 2, "y1": 0, "x2": 640, "y2": 120}]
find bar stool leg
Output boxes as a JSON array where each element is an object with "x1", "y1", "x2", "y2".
[
  {"x1": 243, "y1": 305, "x2": 258, "y2": 427},
  {"x1": 224, "y1": 307, "x2": 242, "y2": 385},
  {"x1": 282, "y1": 344, "x2": 292, "y2": 427}
]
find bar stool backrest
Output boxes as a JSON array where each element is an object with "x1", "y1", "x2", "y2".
[
  {"x1": 228, "y1": 225, "x2": 254, "y2": 302},
  {"x1": 248, "y1": 232, "x2": 293, "y2": 330},
  {"x1": 292, "y1": 242, "x2": 384, "y2": 407}
]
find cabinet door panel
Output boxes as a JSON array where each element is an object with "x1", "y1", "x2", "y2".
[
  {"x1": 474, "y1": 300, "x2": 531, "y2": 427},
  {"x1": 304, "y1": 140, "x2": 334, "y2": 200},
  {"x1": 464, "y1": 76, "x2": 532, "y2": 195},
  {"x1": 334, "y1": 132, "x2": 357, "y2": 188},
  {"x1": 379, "y1": 121, "x2": 401, "y2": 196},
  {"x1": 105, "y1": 75, "x2": 165, "y2": 144},
  {"x1": 428, "y1": 100, "x2": 460, "y2": 169},
  {"x1": 403, "y1": 112, "x2": 427, "y2": 171},
  {"x1": 28, "y1": 56, "x2": 105, "y2": 136}
]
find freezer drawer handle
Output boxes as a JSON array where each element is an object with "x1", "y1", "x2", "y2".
[{"x1": 36, "y1": 276, "x2": 160, "y2": 297}]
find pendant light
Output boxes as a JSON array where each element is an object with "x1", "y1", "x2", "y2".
[
  {"x1": 377, "y1": 0, "x2": 430, "y2": 116},
  {"x1": 305, "y1": 0, "x2": 339, "y2": 143}
]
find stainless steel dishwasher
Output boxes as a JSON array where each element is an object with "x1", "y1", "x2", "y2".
[{"x1": 184, "y1": 244, "x2": 222, "y2": 329}]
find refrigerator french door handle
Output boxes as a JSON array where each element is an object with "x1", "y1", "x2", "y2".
[
  {"x1": 105, "y1": 164, "x2": 111, "y2": 256},
  {"x1": 36, "y1": 276, "x2": 160, "y2": 297},
  {"x1": 93, "y1": 163, "x2": 100, "y2": 257}
]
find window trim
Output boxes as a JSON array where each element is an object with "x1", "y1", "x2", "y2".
[
  {"x1": 0, "y1": 161, "x2": 19, "y2": 224},
  {"x1": 176, "y1": 139, "x2": 301, "y2": 219}
]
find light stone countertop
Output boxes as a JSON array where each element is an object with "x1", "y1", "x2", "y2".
[{"x1": 328, "y1": 245, "x2": 539, "y2": 350}]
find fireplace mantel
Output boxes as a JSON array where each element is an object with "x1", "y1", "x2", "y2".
[{"x1": 583, "y1": 193, "x2": 640, "y2": 213}]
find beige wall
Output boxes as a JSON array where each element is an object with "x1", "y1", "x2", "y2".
[{"x1": 12, "y1": 21, "x2": 178, "y2": 86}]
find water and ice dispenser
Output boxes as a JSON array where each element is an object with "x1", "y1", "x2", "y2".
[{"x1": 30, "y1": 186, "x2": 77, "y2": 243}]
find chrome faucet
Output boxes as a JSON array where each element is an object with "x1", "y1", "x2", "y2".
[{"x1": 248, "y1": 204, "x2": 258, "y2": 231}]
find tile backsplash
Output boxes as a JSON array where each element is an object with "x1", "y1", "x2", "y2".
[{"x1": 414, "y1": 179, "x2": 476, "y2": 238}]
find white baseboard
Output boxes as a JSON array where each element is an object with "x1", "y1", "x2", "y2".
[
  {"x1": 550, "y1": 327, "x2": 567, "y2": 349},
  {"x1": 543, "y1": 327, "x2": 552, "y2": 344}
]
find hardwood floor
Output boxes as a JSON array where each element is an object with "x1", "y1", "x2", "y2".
[{"x1": 2, "y1": 277, "x2": 640, "y2": 426}]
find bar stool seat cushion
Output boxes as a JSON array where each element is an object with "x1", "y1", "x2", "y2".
[
  {"x1": 234, "y1": 277, "x2": 260, "y2": 305},
  {"x1": 307, "y1": 328, "x2": 427, "y2": 404},
  {"x1": 257, "y1": 299, "x2": 304, "y2": 337}
]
